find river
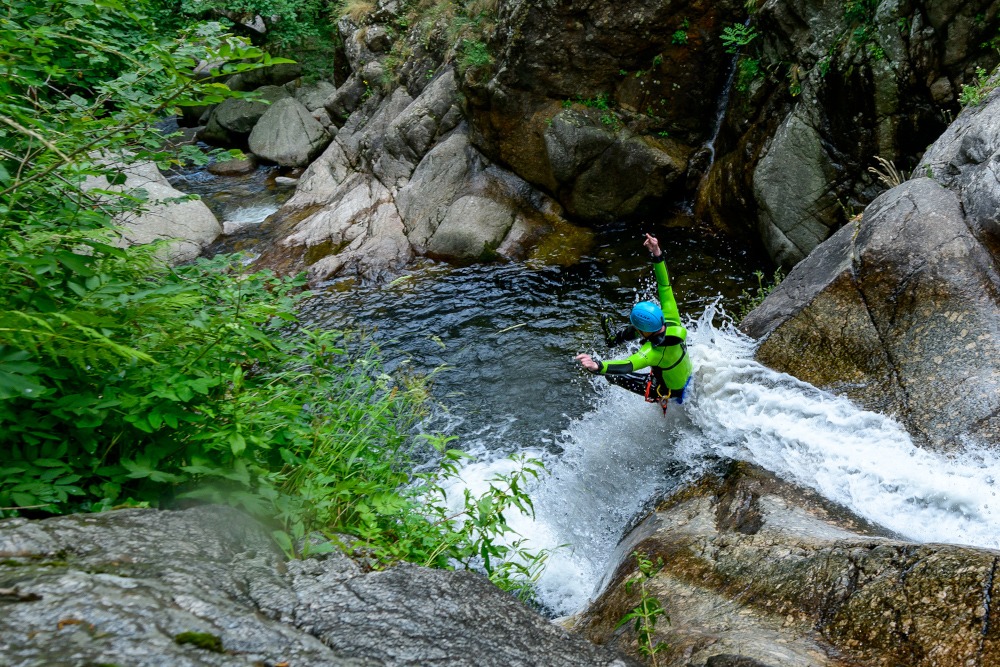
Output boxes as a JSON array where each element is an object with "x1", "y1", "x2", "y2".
[{"x1": 176, "y1": 165, "x2": 1000, "y2": 619}]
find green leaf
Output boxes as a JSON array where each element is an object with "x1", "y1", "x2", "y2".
[
  {"x1": 10, "y1": 492, "x2": 37, "y2": 507},
  {"x1": 0, "y1": 370, "x2": 47, "y2": 400},
  {"x1": 229, "y1": 432, "x2": 246, "y2": 456},
  {"x1": 30, "y1": 458, "x2": 66, "y2": 468}
]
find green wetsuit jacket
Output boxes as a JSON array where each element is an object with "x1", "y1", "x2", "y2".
[{"x1": 595, "y1": 254, "x2": 693, "y2": 393}]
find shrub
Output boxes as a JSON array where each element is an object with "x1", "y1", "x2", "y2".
[
  {"x1": 0, "y1": 0, "x2": 549, "y2": 597},
  {"x1": 720, "y1": 23, "x2": 758, "y2": 54},
  {"x1": 738, "y1": 268, "x2": 784, "y2": 321}
]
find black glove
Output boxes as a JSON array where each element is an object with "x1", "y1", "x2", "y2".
[{"x1": 600, "y1": 314, "x2": 617, "y2": 346}]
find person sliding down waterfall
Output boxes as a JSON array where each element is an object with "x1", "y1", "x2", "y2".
[{"x1": 575, "y1": 233, "x2": 693, "y2": 413}]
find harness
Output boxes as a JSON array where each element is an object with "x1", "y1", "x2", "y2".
[{"x1": 643, "y1": 343, "x2": 687, "y2": 415}]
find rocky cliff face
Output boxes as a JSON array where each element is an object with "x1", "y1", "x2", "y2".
[
  {"x1": 459, "y1": 0, "x2": 1000, "y2": 262},
  {"x1": 698, "y1": 0, "x2": 1000, "y2": 266},
  {"x1": 465, "y1": 0, "x2": 744, "y2": 222},
  {"x1": 741, "y1": 85, "x2": 1000, "y2": 451},
  {"x1": 203, "y1": 0, "x2": 1000, "y2": 282},
  {"x1": 242, "y1": 4, "x2": 604, "y2": 284},
  {"x1": 576, "y1": 462, "x2": 1000, "y2": 667}
]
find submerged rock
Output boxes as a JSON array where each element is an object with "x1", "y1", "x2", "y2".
[
  {"x1": 577, "y1": 462, "x2": 1000, "y2": 667},
  {"x1": 0, "y1": 506, "x2": 636, "y2": 667}
]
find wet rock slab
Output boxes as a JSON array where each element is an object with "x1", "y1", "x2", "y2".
[
  {"x1": 0, "y1": 506, "x2": 636, "y2": 667},
  {"x1": 575, "y1": 462, "x2": 1000, "y2": 667}
]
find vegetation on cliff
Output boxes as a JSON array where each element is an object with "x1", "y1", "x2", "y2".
[{"x1": 0, "y1": 0, "x2": 545, "y2": 597}]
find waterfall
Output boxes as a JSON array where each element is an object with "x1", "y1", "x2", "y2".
[{"x1": 439, "y1": 304, "x2": 1000, "y2": 618}]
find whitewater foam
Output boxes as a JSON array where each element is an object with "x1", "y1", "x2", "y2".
[{"x1": 438, "y1": 304, "x2": 1000, "y2": 617}]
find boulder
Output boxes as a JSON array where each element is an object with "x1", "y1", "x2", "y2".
[
  {"x1": 249, "y1": 97, "x2": 332, "y2": 167},
  {"x1": 207, "y1": 154, "x2": 258, "y2": 176},
  {"x1": 543, "y1": 110, "x2": 684, "y2": 221},
  {"x1": 224, "y1": 62, "x2": 302, "y2": 92},
  {"x1": 82, "y1": 157, "x2": 221, "y2": 264},
  {"x1": 199, "y1": 85, "x2": 290, "y2": 145},
  {"x1": 918, "y1": 85, "x2": 1000, "y2": 242},
  {"x1": 257, "y1": 65, "x2": 585, "y2": 283},
  {"x1": 117, "y1": 181, "x2": 222, "y2": 264},
  {"x1": 576, "y1": 462, "x2": 1000, "y2": 667},
  {"x1": 741, "y1": 89, "x2": 1000, "y2": 450},
  {"x1": 0, "y1": 506, "x2": 635, "y2": 667},
  {"x1": 291, "y1": 80, "x2": 338, "y2": 111},
  {"x1": 426, "y1": 195, "x2": 516, "y2": 259},
  {"x1": 752, "y1": 107, "x2": 841, "y2": 266}
]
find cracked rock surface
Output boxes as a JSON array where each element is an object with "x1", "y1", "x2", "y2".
[
  {"x1": 741, "y1": 91, "x2": 1000, "y2": 451},
  {"x1": 575, "y1": 462, "x2": 1000, "y2": 667},
  {"x1": 0, "y1": 506, "x2": 636, "y2": 667}
]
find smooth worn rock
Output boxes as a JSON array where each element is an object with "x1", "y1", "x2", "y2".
[
  {"x1": 576, "y1": 462, "x2": 1000, "y2": 667},
  {"x1": 249, "y1": 97, "x2": 332, "y2": 167},
  {"x1": 752, "y1": 108, "x2": 840, "y2": 266},
  {"x1": 0, "y1": 507, "x2": 358, "y2": 667},
  {"x1": 0, "y1": 506, "x2": 636, "y2": 667},
  {"x1": 291, "y1": 79, "x2": 338, "y2": 111},
  {"x1": 467, "y1": 0, "x2": 744, "y2": 218},
  {"x1": 116, "y1": 181, "x2": 222, "y2": 264},
  {"x1": 543, "y1": 110, "x2": 683, "y2": 221},
  {"x1": 224, "y1": 62, "x2": 302, "y2": 92},
  {"x1": 82, "y1": 156, "x2": 221, "y2": 264},
  {"x1": 742, "y1": 90, "x2": 1000, "y2": 450},
  {"x1": 207, "y1": 154, "x2": 258, "y2": 176},
  {"x1": 199, "y1": 85, "x2": 290, "y2": 146},
  {"x1": 918, "y1": 85, "x2": 1000, "y2": 241},
  {"x1": 259, "y1": 57, "x2": 582, "y2": 281},
  {"x1": 426, "y1": 195, "x2": 516, "y2": 259}
]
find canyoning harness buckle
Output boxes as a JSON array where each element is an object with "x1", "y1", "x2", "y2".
[{"x1": 644, "y1": 372, "x2": 672, "y2": 415}]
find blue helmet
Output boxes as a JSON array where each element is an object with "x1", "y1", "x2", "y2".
[{"x1": 629, "y1": 301, "x2": 664, "y2": 332}]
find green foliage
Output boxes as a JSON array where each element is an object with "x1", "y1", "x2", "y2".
[
  {"x1": 617, "y1": 551, "x2": 669, "y2": 665},
  {"x1": 843, "y1": 0, "x2": 877, "y2": 25},
  {"x1": 817, "y1": 56, "x2": 832, "y2": 78},
  {"x1": 735, "y1": 57, "x2": 762, "y2": 92},
  {"x1": 0, "y1": 0, "x2": 550, "y2": 598},
  {"x1": 738, "y1": 268, "x2": 785, "y2": 321},
  {"x1": 166, "y1": 0, "x2": 335, "y2": 49},
  {"x1": 174, "y1": 632, "x2": 225, "y2": 653},
  {"x1": 959, "y1": 66, "x2": 997, "y2": 107},
  {"x1": 671, "y1": 21, "x2": 689, "y2": 48},
  {"x1": 459, "y1": 39, "x2": 492, "y2": 71},
  {"x1": 720, "y1": 23, "x2": 758, "y2": 54}
]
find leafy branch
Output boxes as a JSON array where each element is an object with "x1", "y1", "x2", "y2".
[{"x1": 617, "y1": 551, "x2": 669, "y2": 665}]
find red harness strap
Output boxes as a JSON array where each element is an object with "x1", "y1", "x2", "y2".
[{"x1": 643, "y1": 371, "x2": 672, "y2": 415}]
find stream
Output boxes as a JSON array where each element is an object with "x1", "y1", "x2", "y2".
[{"x1": 177, "y1": 166, "x2": 1000, "y2": 619}]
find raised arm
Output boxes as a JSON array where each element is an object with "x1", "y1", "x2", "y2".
[{"x1": 644, "y1": 234, "x2": 682, "y2": 328}]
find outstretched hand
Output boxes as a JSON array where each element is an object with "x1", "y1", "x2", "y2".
[
  {"x1": 575, "y1": 353, "x2": 599, "y2": 372},
  {"x1": 643, "y1": 233, "x2": 661, "y2": 256}
]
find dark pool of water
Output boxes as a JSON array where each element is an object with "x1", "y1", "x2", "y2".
[{"x1": 298, "y1": 216, "x2": 772, "y2": 455}]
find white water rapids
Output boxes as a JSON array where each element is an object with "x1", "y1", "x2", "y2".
[{"x1": 438, "y1": 305, "x2": 1000, "y2": 618}]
